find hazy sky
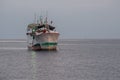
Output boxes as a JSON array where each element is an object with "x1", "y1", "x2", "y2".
[{"x1": 0, "y1": 0, "x2": 120, "y2": 39}]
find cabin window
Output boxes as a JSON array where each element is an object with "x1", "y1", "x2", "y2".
[{"x1": 27, "y1": 28, "x2": 30, "y2": 31}]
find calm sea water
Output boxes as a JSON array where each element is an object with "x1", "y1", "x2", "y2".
[{"x1": 0, "y1": 39, "x2": 120, "y2": 80}]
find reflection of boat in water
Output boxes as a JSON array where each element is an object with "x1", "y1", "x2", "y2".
[{"x1": 26, "y1": 16, "x2": 59, "y2": 50}]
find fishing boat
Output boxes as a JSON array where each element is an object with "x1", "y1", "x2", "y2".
[{"x1": 26, "y1": 16, "x2": 59, "y2": 50}]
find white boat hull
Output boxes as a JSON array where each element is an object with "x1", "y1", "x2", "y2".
[{"x1": 27, "y1": 32, "x2": 59, "y2": 50}]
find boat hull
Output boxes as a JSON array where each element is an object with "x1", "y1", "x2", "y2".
[{"x1": 27, "y1": 32, "x2": 59, "y2": 50}]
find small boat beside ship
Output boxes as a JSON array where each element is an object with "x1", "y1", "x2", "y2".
[{"x1": 26, "y1": 16, "x2": 59, "y2": 50}]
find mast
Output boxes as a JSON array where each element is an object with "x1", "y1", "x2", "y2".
[
  {"x1": 45, "y1": 11, "x2": 50, "y2": 31},
  {"x1": 40, "y1": 16, "x2": 43, "y2": 25},
  {"x1": 34, "y1": 13, "x2": 37, "y2": 24}
]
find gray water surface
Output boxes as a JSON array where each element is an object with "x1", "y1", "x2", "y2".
[{"x1": 0, "y1": 39, "x2": 120, "y2": 80}]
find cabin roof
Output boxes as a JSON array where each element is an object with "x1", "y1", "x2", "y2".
[
  {"x1": 27, "y1": 23, "x2": 38, "y2": 28},
  {"x1": 27, "y1": 23, "x2": 55, "y2": 30}
]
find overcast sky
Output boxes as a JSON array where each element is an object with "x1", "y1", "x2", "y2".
[{"x1": 0, "y1": 0, "x2": 120, "y2": 39}]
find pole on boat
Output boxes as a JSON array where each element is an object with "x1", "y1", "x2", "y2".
[
  {"x1": 34, "y1": 13, "x2": 36, "y2": 24},
  {"x1": 45, "y1": 11, "x2": 50, "y2": 31},
  {"x1": 40, "y1": 16, "x2": 43, "y2": 25}
]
